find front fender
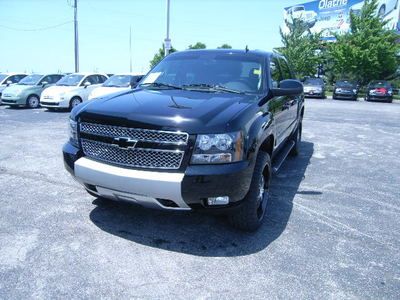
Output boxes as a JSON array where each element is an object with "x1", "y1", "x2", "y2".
[{"x1": 246, "y1": 111, "x2": 275, "y2": 161}]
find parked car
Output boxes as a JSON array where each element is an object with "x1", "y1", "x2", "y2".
[
  {"x1": 303, "y1": 78, "x2": 326, "y2": 98},
  {"x1": 40, "y1": 73, "x2": 108, "y2": 110},
  {"x1": 63, "y1": 49, "x2": 304, "y2": 231},
  {"x1": 1, "y1": 74, "x2": 64, "y2": 108},
  {"x1": 365, "y1": 80, "x2": 394, "y2": 103},
  {"x1": 333, "y1": 80, "x2": 359, "y2": 100},
  {"x1": 0, "y1": 73, "x2": 27, "y2": 104},
  {"x1": 88, "y1": 74, "x2": 144, "y2": 100},
  {"x1": 285, "y1": 5, "x2": 318, "y2": 28}
]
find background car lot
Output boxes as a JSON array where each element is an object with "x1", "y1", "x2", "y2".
[{"x1": 0, "y1": 99, "x2": 399, "y2": 298}]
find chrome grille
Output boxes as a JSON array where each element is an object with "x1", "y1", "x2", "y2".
[
  {"x1": 81, "y1": 139, "x2": 184, "y2": 170},
  {"x1": 80, "y1": 122, "x2": 188, "y2": 145}
]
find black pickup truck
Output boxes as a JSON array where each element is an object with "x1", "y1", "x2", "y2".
[{"x1": 63, "y1": 49, "x2": 304, "y2": 231}]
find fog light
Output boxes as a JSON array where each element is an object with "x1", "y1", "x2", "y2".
[{"x1": 207, "y1": 196, "x2": 229, "y2": 206}]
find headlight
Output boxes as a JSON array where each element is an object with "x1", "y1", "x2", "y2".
[
  {"x1": 388, "y1": 90, "x2": 393, "y2": 95},
  {"x1": 191, "y1": 132, "x2": 244, "y2": 164},
  {"x1": 69, "y1": 118, "x2": 79, "y2": 147}
]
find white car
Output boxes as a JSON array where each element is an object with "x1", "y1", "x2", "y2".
[
  {"x1": 285, "y1": 5, "x2": 318, "y2": 28},
  {"x1": 40, "y1": 73, "x2": 108, "y2": 110},
  {"x1": 377, "y1": 0, "x2": 398, "y2": 17},
  {"x1": 88, "y1": 74, "x2": 143, "y2": 100},
  {"x1": 0, "y1": 73, "x2": 27, "y2": 104}
]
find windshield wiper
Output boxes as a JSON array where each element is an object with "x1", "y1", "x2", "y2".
[
  {"x1": 140, "y1": 82, "x2": 182, "y2": 90},
  {"x1": 182, "y1": 83, "x2": 245, "y2": 94}
]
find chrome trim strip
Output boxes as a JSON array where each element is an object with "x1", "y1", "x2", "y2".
[{"x1": 80, "y1": 122, "x2": 189, "y2": 145}]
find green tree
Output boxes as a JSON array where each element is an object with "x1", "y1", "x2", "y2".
[
  {"x1": 149, "y1": 44, "x2": 177, "y2": 69},
  {"x1": 278, "y1": 17, "x2": 324, "y2": 79},
  {"x1": 218, "y1": 44, "x2": 232, "y2": 49},
  {"x1": 188, "y1": 42, "x2": 206, "y2": 49},
  {"x1": 328, "y1": 0, "x2": 399, "y2": 84}
]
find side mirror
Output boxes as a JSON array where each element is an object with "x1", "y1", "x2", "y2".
[
  {"x1": 271, "y1": 79, "x2": 303, "y2": 97},
  {"x1": 41, "y1": 81, "x2": 48, "y2": 87},
  {"x1": 84, "y1": 81, "x2": 91, "y2": 88},
  {"x1": 6, "y1": 80, "x2": 12, "y2": 86}
]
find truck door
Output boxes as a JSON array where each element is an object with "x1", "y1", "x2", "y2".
[
  {"x1": 278, "y1": 57, "x2": 298, "y2": 136},
  {"x1": 269, "y1": 56, "x2": 292, "y2": 148}
]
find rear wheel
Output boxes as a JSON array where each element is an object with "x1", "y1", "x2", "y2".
[
  {"x1": 27, "y1": 95, "x2": 40, "y2": 108},
  {"x1": 228, "y1": 152, "x2": 271, "y2": 232}
]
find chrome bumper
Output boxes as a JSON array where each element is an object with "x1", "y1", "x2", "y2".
[{"x1": 74, "y1": 157, "x2": 190, "y2": 210}]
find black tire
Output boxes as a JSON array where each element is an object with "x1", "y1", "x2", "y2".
[
  {"x1": 289, "y1": 121, "x2": 302, "y2": 157},
  {"x1": 228, "y1": 152, "x2": 271, "y2": 232},
  {"x1": 26, "y1": 95, "x2": 40, "y2": 108},
  {"x1": 70, "y1": 97, "x2": 82, "y2": 110}
]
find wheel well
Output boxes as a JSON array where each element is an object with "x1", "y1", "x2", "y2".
[
  {"x1": 259, "y1": 135, "x2": 274, "y2": 157},
  {"x1": 26, "y1": 94, "x2": 39, "y2": 103}
]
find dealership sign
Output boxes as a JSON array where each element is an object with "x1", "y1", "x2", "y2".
[{"x1": 282, "y1": 0, "x2": 400, "y2": 40}]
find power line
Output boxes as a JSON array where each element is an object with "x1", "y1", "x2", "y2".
[{"x1": 0, "y1": 21, "x2": 73, "y2": 32}]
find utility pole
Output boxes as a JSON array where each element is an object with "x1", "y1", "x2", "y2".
[
  {"x1": 164, "y1": 0, "x2": 171, "y2": 57},
  {"x1": 74, "y1": 0, "x2": 79, "y2": 72},
  {"x1": 129, "y1": 26, "x2": 132, "y2": 72}
]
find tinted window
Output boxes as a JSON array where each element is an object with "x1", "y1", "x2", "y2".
[
  {"x1": 279, "y1": 58, "x2": 292, "y2": 80},
  {"x1": 86, "y1": 75, "x2": 99, "y2": 85},
  {"x1": 99, "y1": 75, "x2": 108, "y2": 83},
  {"x1": 40, "y1": 75, "x2": 52, "y2": 84},
  {"x1": 336, "y1": 81, "x2": 356, "y2": 88},
  {"x1": 369, "y1": 81, "x2": 391, "y2": 88},
  {"x1": 270, "y1": 57, "x2": 282, "y2": 88}
]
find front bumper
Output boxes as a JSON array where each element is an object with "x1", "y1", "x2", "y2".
[
  {"x1": 41, "y1": 98, "x2": 70, "y2": 108},
  {"x1": 304, "y1": 91, "x2": 323, "y2": 98},
  {"x1": 1, "y1": 95, "x2": 25, "y2": 105},
  {"x1": 334, "y1": 92, "x2": 357, "y2": 99},
  {"x1": 367, "y1": 95, "x2": 393, "y2": 102},
  {"x1": 63, "y1": 142, "x2": 254, "y2": 211}
]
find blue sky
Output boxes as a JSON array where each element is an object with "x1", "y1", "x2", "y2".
[{"x1": 0, "y1": 0, "x2": 302, "y2": 74}]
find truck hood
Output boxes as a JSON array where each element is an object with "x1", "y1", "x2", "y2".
[{"x1": 74, "y1": 89, "x2": 257, "y2": 134}]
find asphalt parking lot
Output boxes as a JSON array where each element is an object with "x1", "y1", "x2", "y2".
[{"x1": 0, "y1": 99, "x2": 399, "y2": 299}]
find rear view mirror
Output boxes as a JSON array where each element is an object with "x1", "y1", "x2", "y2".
[
  {"x1": 272, "y1": 79, "x2": 303, "y2": 97},
  {"x1": 84, "y1": 81, "x2": 91, "y2": 88},
  {"x1": 6, "y1": 80, "x2": 12, "y2": 86}
]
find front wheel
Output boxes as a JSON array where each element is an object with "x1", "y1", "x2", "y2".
[
  {"x1": 228, "y1": 152, "x2": 271, "y2": 232},
  {"x1": 70, "y1": 97, "x2": 82, "y2": 110},
  {"x1": 27, "y1": 95, "x2": 40, "y2": 108}
]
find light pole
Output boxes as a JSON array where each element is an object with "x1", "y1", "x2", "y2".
[
  {"x1": 74, "y1": 0, "x2": 79, "y2": 72},
  {"x1": 164, "y1": 0, "x2": 171, "y2": 57}
]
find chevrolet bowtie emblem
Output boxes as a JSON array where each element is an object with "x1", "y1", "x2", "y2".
[{"x1": 112, "y1": 137, "x2": 138, "y2": 149}]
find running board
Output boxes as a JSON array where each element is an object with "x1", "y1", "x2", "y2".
[{"x1": 272, "y1": 140, "x2": 295, "y2": 174}]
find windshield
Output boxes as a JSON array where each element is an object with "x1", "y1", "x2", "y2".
[
  {"x1": 18, "y1": 74, "x2": 43, "y2": 85},
  {"x1": 369, "y1": 81, "x2": 391, "y2": 88},
  {"x1": 0, "y1": 74, "x2": 8, "y2": 83},
  {"x1": 56, "y1": 74, "x2": 84, "y2": 86},
  {"x1": 140, "y1": 53, "x2": 264, "y2": 94},
  {"x1": 103, "y1": 75, "x2": 132, "y2": 87},
  {"x1": 304, "y1": 78, "x2": 324, "y2": 86},
  {"x1": 292, "y1": 6, "x2": 304, "y2": 12},
  {"x1": 336, "y1": 81, "x2": 356, "y2": 88}
]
